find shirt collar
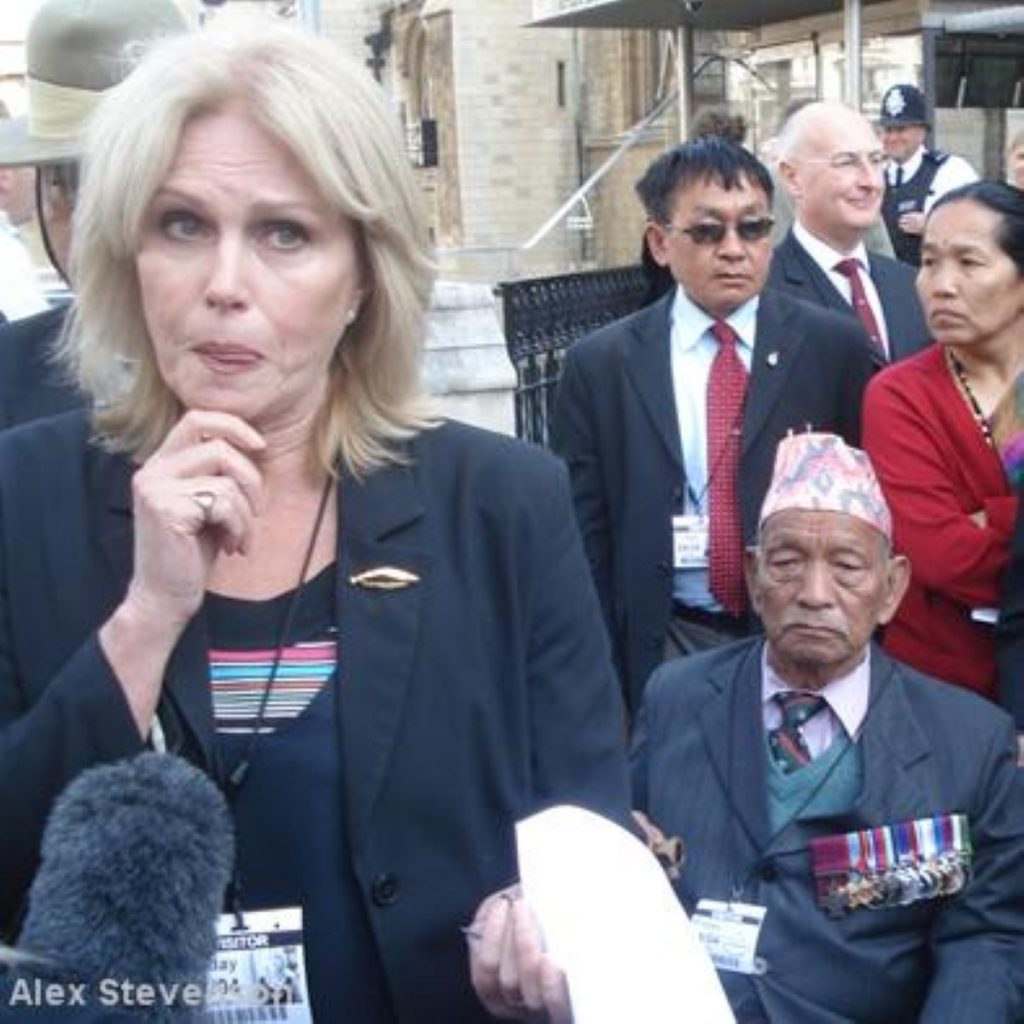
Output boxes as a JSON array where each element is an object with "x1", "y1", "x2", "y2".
[
  {"x1": 889, "y1": 146, "x2": 925, "y2": 185},
  {"x1": 793, "y1": 220, "x2": 870, "y2": 271},
  {"x1": 669, "y1": 285, "x2": 760, "y2": 354},
  {"x1": 761, "y1": 644, "x2": 872, "y2": 741}
]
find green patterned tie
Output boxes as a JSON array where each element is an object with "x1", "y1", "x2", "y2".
[{"x1": 769, "y1": 692, "x2": 827, "y2": 773}]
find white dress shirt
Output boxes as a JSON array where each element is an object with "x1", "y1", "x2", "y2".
[
  {"x1": 886, "y1": 145, "x2": 979, "y2": 213},
  {"x1": 668, "y1": 287, "x2": 756, "y2": 609},
  {"x1": 0, "y1": 213, "x2": 48, "y2": 323},
  {"x1": 761, "y1": 645, "x2": 872, "y2": 759},
  {"x1": 792, "y1": 221, "x2": 889, "y2": 357}
]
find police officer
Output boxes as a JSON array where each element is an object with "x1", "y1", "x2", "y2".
[{"x1": 879, "y1": 83, "x2": 977, "y2": 266}]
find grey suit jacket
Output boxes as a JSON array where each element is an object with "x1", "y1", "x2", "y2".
[
  {"x1": 632, "y1": 639, "x2": 1024, "y2": 1023},
  {"x1": 767, "y1": 229, "x2": 931, "y2": 367}
]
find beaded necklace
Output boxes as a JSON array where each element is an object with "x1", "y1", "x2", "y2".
[{"x1": 946, "y1": 348, "x2": 995, "y2": 449}]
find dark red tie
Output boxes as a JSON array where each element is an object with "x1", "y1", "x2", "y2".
[
  {"x1": 707, "y1": 320, "x2": 748, "y2": 617},
  {"x1": 834, "y1": 258, "x2": 886, "y2": 359}
]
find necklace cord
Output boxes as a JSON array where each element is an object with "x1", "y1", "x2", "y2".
[
  {"x1": 946, "y1": 349, "x2": 995, "y2": 449},
  {"x1": 227, "y1": 476, "x2": 334, "y2": 791}
]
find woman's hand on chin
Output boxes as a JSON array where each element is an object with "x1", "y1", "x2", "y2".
[
  {"x1": 125, "y1": 409, "x2": 268, "y2": 629},
  {"x1": 100, "y1": 411, "x2": 268, "y2": 735}
]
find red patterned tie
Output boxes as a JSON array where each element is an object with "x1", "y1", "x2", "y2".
[
  {"x1": 707, "y1": 320, "x2": 748, "y2": 617},
  {"x1": 834, "y1": 258, "x2": 886, "y2": 359}
]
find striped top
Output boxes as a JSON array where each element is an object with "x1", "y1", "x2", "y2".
[
  {"x1": 210, "y1": 639, "x2": 336, "y2": 735},
  {"x1": 206, "y1": 564, "x2": 337, "y2": 736}
]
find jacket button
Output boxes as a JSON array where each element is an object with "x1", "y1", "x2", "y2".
[{"x1": 371, "y1": 873, "x2": 399, "y2": 907}]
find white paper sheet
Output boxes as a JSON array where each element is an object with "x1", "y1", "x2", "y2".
[{"x1": 517, "y1": 805, "x2": 735, "y2": 1024}]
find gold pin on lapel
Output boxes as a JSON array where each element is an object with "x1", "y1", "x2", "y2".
[{"x1": 349, "y1": 566, "x2": 420, "y2": 590}]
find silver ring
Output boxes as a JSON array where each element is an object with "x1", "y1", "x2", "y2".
[{"x1": 191, "y1": 490, "x2": 216, "y2": 523}]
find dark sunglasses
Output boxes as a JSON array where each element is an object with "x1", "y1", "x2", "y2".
[{"x1": 662, "y1": 216, "x2": 775, "y2": 246}]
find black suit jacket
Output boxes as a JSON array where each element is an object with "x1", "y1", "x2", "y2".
[
  {"x1": 767, "y1": 229, "x2": 931, "y2": 365},
  {"x1": 633, "y1": 640, "x2": 1024, "y2": 1023},
  {"x1": 0, "y1": 305, "x2": 86, "y2": 429},
  {"x1": 0, "y1": 413, "x2": 631, "y2": 1022},
  {"x1": 996, "y1": 480, "x2": 1024, "y2": 728},
  {"x1": 551, "y1": 288, "x2": 875, "y2": 713}
]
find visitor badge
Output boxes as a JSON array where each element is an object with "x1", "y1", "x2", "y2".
[
  {"x1": 206, "y1": 906, "x2": 312, "y2": 1023},
  {"x1": 692, "y1": 899, "x2": 767, "y2": 975},
  {"x1": 672, "y1": 514, "x2": 709, "y2": 569}
]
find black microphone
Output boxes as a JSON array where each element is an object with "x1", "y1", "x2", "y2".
[{"x1": 8, "y1": 752, "x2": 234, "y2": 1018}]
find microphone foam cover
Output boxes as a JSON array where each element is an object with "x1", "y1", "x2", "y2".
[{"x1": 19, "y1": 752, "x2": 234, "y2": 988}]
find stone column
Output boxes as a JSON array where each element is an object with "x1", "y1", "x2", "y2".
[{"x1": 423, "y1": 280, "x2": 516, "y2": 436}]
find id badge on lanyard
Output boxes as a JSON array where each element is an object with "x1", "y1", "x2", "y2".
[
  {"x1": 205, "y1": 907, "x2": 313, "y2": 1023},
  {"x1": 692, "y1": 899, "x2": 768, "y2": 975},
  {"x1": 673, "y1": 514, "x2": 710, "y2": 570}
]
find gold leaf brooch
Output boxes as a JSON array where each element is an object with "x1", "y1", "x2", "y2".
[{"x1": 349, "y1": 566, "x2": 420, "y2": 590}]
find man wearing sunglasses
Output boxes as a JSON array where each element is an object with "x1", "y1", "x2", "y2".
[
  {"x1": 768, "y1": 101, "x2": 931, "y2": 367},
  {"x1": 552, "y1": 137, "x2": 875, "y2": 717}
]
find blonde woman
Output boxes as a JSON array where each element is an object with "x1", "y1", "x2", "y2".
[{"x1": 0, "y1": 28, "x2": 629, "y2": 1021}]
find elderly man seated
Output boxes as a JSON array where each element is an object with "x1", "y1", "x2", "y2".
[{"x1": 472, "y1": 432, "x2": 1024, "y2": 1024}]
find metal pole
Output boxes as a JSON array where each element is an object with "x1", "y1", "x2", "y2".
[
  {"x1": 677, "y1": 25, "x2": 695, "y2": 141},
  {"x1": 920, "y1": 26, "x2": 938, "y2": 148},
  {"x1": 297, "y1": 0, "x2": 320, "y2": 32},
  {"x1": 522, "y1": 92, "x2": 678, "y2": 250},
  {"x1": 843, "y1": 0, "x2": 862, "y2": 109}
]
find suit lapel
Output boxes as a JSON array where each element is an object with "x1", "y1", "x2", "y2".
[
  {"x1": 867, "y1": 253, "x2": 903, "y2": 362},
  {"x1": 90, "y1": 445, "x2": 134, "y2": 588},
  {"x1": 781, "y1": 234, "x2": 847, "y2": 314},
  {"x1": 741, "y1": 290, "x2": 804, "y2": 453},
  {"x1": 621, "y1": 295, "x2": 683, "y2": 469},
  {"x1": 699, "y1": 642, "x2": 772, "y2": 854},
  {"x1": 336, "y1": 456, "x2": 428, "y2": 858},
  {"x1": 849, "y1": 650, "x2": 931, "y2": 821}
]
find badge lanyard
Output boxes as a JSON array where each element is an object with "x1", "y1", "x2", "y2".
[
  {"x1": 208, "y1": 476, "x2": 334, "y2": 921},
  {"x1": 684, "y1": 399, "x2": 748, "y2": 516}
]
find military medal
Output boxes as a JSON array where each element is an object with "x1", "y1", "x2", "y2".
[{"x1": 810, "y1": 814, "x2": 972, "y2": 915}]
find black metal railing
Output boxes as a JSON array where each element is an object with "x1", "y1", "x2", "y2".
[{"x1": 498, "y1": 265, "x2": 648, "y2": 446}]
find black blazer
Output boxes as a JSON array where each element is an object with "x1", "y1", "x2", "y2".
[
  {"x1": 551, "y1": 288, "x2": 875, "y2": 713},
  {"x1": 0, "y1": 305, "x2": 85, "y2": 429},
  {"x1": 0, "y1": 412, "x2": 631, "y2": 1022},
  {"x1": 767, "y1": 229, "x2": 931, "y2": 366},
  {"x1": 633, "y1": 639, "x2": 1024, "y2": 1023}
]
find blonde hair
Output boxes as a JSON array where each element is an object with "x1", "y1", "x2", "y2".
[{"x1": 65, "y1": 26, "x2": 437, "y2": 476}]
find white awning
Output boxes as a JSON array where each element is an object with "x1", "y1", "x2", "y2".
[{"x1": 923, "y1": 4, "x2": 1024, "y2": 34}]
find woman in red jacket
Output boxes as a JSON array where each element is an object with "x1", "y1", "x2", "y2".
[{"x1": 863, "y1": 181, "x2": 1023, "y2": 700}]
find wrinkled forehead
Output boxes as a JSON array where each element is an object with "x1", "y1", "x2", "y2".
[{"x1": 759, "y1": 508, "x2": 887, "y2": 553}]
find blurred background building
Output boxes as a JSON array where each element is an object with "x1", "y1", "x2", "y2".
[{"x1": 2, "y1": 0, "x2": 1022, "y2": 285}]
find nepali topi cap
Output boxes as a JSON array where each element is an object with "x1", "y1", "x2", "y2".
[{"x1": 759, "y1": 432, "x2": 892, "y2": 539}]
